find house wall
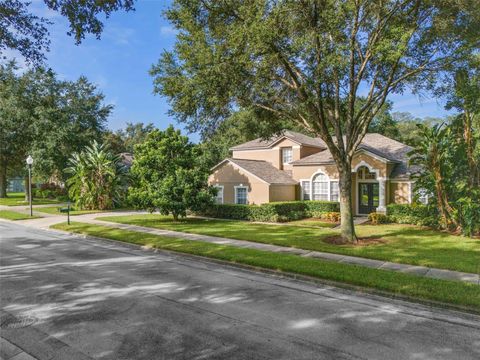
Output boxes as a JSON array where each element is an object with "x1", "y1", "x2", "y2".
[
  {"x1": 208, "y1": 162, "x2": 270, "y2": 204},
  {"x1": 269, "y1": 184, "x2": 297, "y2": 202},
  {"x1": 351, "y1": 153, "x2": 388, "y2": 178},
  {"x1": 389, "y1": 182, "x2": 411, "y2": 204},
  {"x1": 291, "y1": 164, "x2": 339, "y2": 181},
  {"x1": 232, "y1": 139, "x2": 323, "y2": 171}
]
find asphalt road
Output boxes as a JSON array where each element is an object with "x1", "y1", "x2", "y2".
[{"x1": 1, "y1": 221, "x2": 479, "y2": 360}]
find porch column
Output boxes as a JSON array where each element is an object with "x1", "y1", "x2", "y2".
[{"x1": 377, "y1": 178, "x2": 386, "y2": 213}]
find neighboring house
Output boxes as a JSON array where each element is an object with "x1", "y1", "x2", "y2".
[
  {"x1": 119, "y1": 152, "x2": 134, "y2": 170},
  {"x1": 208, "y1": 130, "x2": 417, "y2": 215},
  {"x1": 7, "y1": 177, "x2": 24, "y2": 192}
]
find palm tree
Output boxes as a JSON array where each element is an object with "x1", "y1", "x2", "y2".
[
  {"x1": 409, "y1": 124, "x2": 458, "y2": 229},
  {"x1": 65, "y1": 141, "x2": 127, "y2": 210}
]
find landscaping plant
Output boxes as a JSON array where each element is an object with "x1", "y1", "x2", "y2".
[
  {"x1": 128, "y1": 126, "x2": 215, "y2": 220},
  {"x1": 65, "y1": 141, "x2": 128, "y2": 210}
]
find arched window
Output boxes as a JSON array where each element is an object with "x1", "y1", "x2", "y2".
[
  {"x1": 357, "y1": 165, "x2": 376, "y2": 180},
  {"x1": 312, "y1": 172, "x2": 329, "y2": 200}
]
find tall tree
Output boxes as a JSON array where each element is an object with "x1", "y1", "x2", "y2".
[
  {"x1": 368, "y1": 101, "x2": 401, "y2": 141},
  {"x1": 0, "y1": 61, "x2": 36, "y2": 197},
  {"x1": 31, "y1": 75, "x2": 111, "y2": 181},
  {"x1": 0, "y1": 61, "x2": 111, "y2": 197},
  {"x1": 0, "y1": 0, "x2": 135, "y2": 64},
  {"x1": 128, "y1": 126, "x2": 214, "y2": 220},
  {"x1": 152, "y1": 0, "x2": 479, "y2": 242},
  {"x1": 103, "y1": 122, "x2": 155, "y2": 155},
  {"x1": 445, "y1": 61, "x2": 480, "y2": 188}
]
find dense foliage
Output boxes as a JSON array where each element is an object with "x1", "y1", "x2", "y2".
[
  {"x1": 103, "y1": 122, "x2": 155, "y2": 155},
  {"x1": 128, "y1": 126, "x2": 215, "y2": 220},
  {"x1": 409, "y1": 121, "x2": 479, "y2": 236},
  {"x1": 0, "y1": 0, "x2": 135, "y2": 64},
  {"x1": 387, "y1": 204, "x2": 439, "y2": 227},
  {"x1": 200, "y1": 201, "x2": 340, "y2": 223},
  {"x1": 65, "y1": 141, "x2": 127, "y2": 210},
  {"x1": 0, "y1": 61, "x2": 111, "y2": 197}
]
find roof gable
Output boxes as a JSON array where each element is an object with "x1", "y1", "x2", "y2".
[
  {"x1": 211, "y1": 158, "x2": 297, "y2": 185},
  {"x1": 230, "y1": 130, "x2": 326, "y2": 151}
]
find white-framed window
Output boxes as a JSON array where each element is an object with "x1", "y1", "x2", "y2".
[
  {"x1": 282, "y1": 147, "x2": 293, "y2": 164},
  {"x1": 213, "y1": 185, "x2": 224, "y2": 204},
  {"x1": 417, "y1": 188, "x2": 430, "y2": 205},
  {"x1": 301, "y1": 181, "x2": 311, "y2": 200},
  {"x1": 312, "y1": 173, "x2": 329, "y2": 200},
  {"x1": 330, "y1": 181, "x2": 339, "y2": 201},
  {"x1": 234, "y1": 186, "x2": 248, "y2": 204}
]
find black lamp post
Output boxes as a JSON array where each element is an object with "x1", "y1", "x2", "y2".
[{"x1": 26, "y1": 155, "x2": 33, "y2": 217}]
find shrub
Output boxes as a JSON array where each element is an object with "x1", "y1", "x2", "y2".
[
  {"x1": 199, "y1": 200, "x2": 339, "y2": 222},
  {"x1": 368, "y1": 212, "x2": 390, "y2": 225},
  {"x1": 33, "y1": 183, "x2": 66, "y2": 199},
  {"x1": 319, "y1": 211, "x2": 341, "y2": 222},
  {"x1": 304, "y1": 201, "x2": 340, "y2": 216},
  {"x1": 387, "y1": 203, "x2": 439, "y2": 227},
  {"x1": 454, "y1": 198, "x2": 480, "y2": 237}
]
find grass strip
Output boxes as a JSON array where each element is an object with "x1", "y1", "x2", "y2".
[
  {"x1": 52, "y1": 221, "x2": 480, "y2": 311},
  {"x1": 97, "y1": 214, "x2": 480, "y2": 274},
  {"x1": 0, "y1": 210, "x2": 41, "y2": 220},
  {"x1": 35, "y1": 207, "x2": 109, "y2": 216},
  {"x1": 0, "y1": 192, "x2": 61, "y2": 206}
]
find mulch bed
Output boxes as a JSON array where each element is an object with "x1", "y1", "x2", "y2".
[{"x1": 324, "y1": 235, "x2": 387, "y2": 246}]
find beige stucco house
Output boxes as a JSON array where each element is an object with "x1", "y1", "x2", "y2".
[{"x1": 208, "y1": 130, "x2": 418, "y2": 215}]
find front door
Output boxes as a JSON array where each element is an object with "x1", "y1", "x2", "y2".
[{"x1": 358, "y1": 183, "x2": 379, "y2": 214}]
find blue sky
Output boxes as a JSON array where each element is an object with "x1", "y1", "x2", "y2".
[{"x1": 10, "y1": 1, "x2": 454, "y2": 142}]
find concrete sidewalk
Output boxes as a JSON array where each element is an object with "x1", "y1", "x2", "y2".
[{"x1": 9, "y1": 211, "x2": 478, "y2": 285}]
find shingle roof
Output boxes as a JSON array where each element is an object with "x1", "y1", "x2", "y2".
[
  {"x1": 289, "y1": 133, "x2": 415, "y2": 179},
  {"x1": 230, "y1": 130, "x2": 326, "y2": 151},
  {"x1": 215, "y1": 158, "x2": 298, "y2": 185}
]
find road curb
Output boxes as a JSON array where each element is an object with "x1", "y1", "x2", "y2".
[{"x1": 49, "y1": 226, "x2": 480, "y2": 317}]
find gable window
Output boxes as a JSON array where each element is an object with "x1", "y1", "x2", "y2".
[
  {"x1": 282, "y1": 147, "x2": 293, "y2": 164},
  {"x1": 330, "y1": 181, "x2": 339, "y2": 201},
  {"x1": 214, "y1": 185, "x2": 224, "y2": 204},
  {"x1": 235, "y1": 186, "x2": 248, "y2": 204},
  {"x1": 312, "y1": 173, "x2": 329, "y2": 200},
  {"x1": 301, "y1": 181, "x2": 311, "y2": 200}
]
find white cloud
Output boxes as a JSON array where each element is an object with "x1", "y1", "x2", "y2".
[
  {"x1": 160, "y1": 25, "x2": 178, "y2": 37},
  {"x1": 104, "y1": 26, "x2": 136, "y2": 46},
  {"x1": 0, "y1": 48, "x2": 30, "y2": 73}
]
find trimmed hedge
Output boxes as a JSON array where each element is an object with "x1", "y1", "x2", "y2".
[
  {"x1": 387, "y1": 203, "x2": 439, "y2": 227},
  {"x1": 199, "y1": 201, "x2": 340, "y2": 222}
]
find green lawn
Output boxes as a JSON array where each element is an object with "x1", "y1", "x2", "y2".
[
  {"x1": 51, "y1": 222, "x2": 480, "y2": 311},
  {"x1": 287, "y1": 218, "x2": 338, "y2": 228},
  {"x1": 0, "y1": 192, "x2": 61, "y2": 206},
  {"x1": 35, "y1": 206, "x2": 109, "y2": 216},
  {"x1": 97, "y1": 214, "x2": 480, "y2": 274},
  {"x1": 0, "y1": 210, "x2": 40, "y2": 220}
]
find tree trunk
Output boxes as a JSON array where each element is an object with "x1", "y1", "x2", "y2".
[
  {"x1": 463, "y1": 111, "x2": 478, "y2": 188},
  {"x1": 338, "y1": 164, "x2": 357, "y2": 243},
  {"x1": 0, "y1": 162, "x2": 7, "y2": 198}
]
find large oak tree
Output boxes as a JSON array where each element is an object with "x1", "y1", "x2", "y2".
[{"x1": 151, "y1": 0, "x2": 479, "y2": 242}]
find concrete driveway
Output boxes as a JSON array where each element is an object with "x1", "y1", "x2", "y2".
[{"x1": 1, "y1": 222, "x2": 479, "y2": 360}]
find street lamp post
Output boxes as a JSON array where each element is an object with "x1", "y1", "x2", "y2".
[{"x1": 26, "y1": 155, "x2": 33, "y2": 217}]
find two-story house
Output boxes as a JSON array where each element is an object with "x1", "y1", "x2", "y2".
[{"x1": 208, "y1": 130, "x2": 417, "y2": 215}]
